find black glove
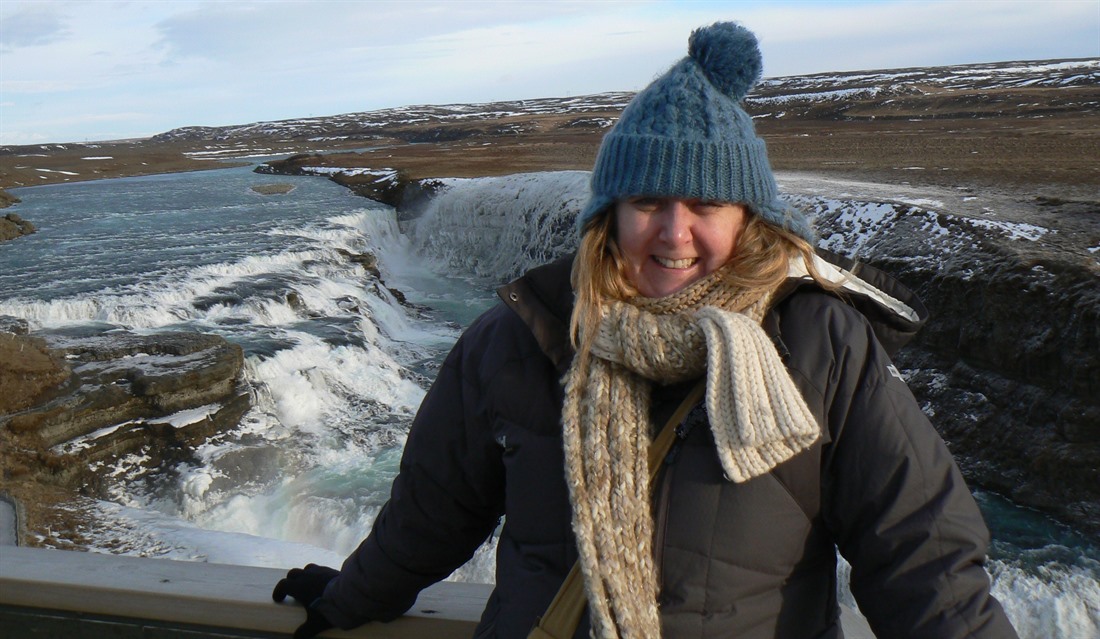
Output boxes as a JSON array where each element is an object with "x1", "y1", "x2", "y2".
[{"x1": 272, "y1": 564, "x2": 339, "y2": 639}]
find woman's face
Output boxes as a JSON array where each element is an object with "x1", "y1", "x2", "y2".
[{"x1": 615, "y1": 197, "x2": 748, "y2": 298}]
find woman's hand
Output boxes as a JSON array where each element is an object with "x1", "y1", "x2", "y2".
[{"x1": 272, "y1": 564, "x2": 339, "y2": 639}]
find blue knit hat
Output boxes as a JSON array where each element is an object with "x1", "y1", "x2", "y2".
[{"x1": 578, "y1": 22, "x2": 813, "y2": 242}]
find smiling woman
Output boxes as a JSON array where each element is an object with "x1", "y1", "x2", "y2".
[{"x1": 272, "y1": 21, "x2": 1018, "y2": 639}]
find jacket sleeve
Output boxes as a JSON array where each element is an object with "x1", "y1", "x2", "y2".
[
  {"x1": 314, "y1": 307, "x2": 509, "y2": 629},
  {"x1": 809, "y1": 299, "x2": 1018, "y2": 638}
]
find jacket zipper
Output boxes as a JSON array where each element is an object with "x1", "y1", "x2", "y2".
[{"x1": 653, "y1": 418, "x2": 695, "y2": 601}]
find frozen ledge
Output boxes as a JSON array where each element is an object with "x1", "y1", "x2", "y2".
[{"x1": 0, "y1": 546, "x2": 488, "y2": 638}]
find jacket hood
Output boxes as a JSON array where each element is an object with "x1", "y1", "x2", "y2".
[{"x1": 780, "y1": 250, "x2": 928, "y2": 357}]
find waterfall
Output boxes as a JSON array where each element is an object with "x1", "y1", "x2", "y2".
[{"x1": 405, "y1": 171, "x2": 589, "y2": 282}]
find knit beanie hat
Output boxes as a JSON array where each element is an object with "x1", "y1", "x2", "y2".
[{"x1": 578, "y1": 22, "x2": 814, "y2": 242}]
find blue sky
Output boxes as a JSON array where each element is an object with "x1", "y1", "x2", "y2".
[{"x1": 1, "y1": 0, "x2": 1097, "y2": 145}]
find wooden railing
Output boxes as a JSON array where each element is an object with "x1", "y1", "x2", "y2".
[
  {"x1": 0, "y1": 545, "x2": 876, "y2": 638},
  {"x1": 0, "y1": 546, "x2": 489, "y2": 638}
]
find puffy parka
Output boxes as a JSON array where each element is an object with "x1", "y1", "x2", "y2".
[{"x1": 317, "y1": 253, "x2": 1017, "y2": 638}]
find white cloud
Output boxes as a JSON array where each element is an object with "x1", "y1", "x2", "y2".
[
  {"x1": 0, "y1": 4, "x2": 70, "y2": 51},
  {"x1": 0, "y1": 0, "x2": 1097, "y2": 144}
]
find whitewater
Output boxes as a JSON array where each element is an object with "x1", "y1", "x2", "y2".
[{"x1": 1, "y1": 165, "x2": 1096, "y2": 637}]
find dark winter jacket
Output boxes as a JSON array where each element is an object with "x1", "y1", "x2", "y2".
[{"x1": 317, "y1": 253, "x2": 1017, "y2": 638}]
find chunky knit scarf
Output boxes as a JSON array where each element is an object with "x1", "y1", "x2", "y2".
[{"x1": 561, "y1": 268, "x2": 820, "y2": 638}]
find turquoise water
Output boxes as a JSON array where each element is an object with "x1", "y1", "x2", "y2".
[{"x1": 3, "y1": 166, "x2": 1097, "y2": 637}]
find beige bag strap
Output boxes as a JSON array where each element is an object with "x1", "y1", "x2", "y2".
[{"x1": 528, "y1": 379, "x2": 706, "y2": 639}]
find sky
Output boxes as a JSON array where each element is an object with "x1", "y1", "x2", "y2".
[{"x1": 0, "y1": 0, "x2": 1097, "y2": 146}]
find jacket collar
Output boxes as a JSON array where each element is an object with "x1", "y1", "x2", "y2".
[
  {"x1": 497, "y1": 255, "x2": 576, "y2": 374},
  {"x1": 771, "y1": 250, "x2": 929, "y2": 357}
]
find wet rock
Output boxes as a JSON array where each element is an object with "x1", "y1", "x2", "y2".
[
  {"x1": 0, "y1": 331, "x2": 71, "y2": 414},
  {"x1": 285, "y1": 291, "x2": 306, "y2": 312},
  {"x1": 4, "y1": 330, "x2": 246, "y2": 449},
  {"x1": 0, "y1": 213, "x2": 35, "y2": 242},
  {"x1": 0, "y1": 326, "x2": 253, "y2": 537},
  {"x1": 0, "y1": 316, "x2": 30, "y2": 335},
  {"x1": 333, "y1": 248, "x2": 416, "y2": 309},
  {"x1": 1, "y1": 327, "x2": 248, "y2": 491},
  {"x1": 1061, "y1": 405, "x2": 1100, "y2": 443},
  {"x1": 250, "y1": 183, "x2": 295, "y2": 195},
  {"x1": 337, "y1": 248, "x2": 381, "y2": 279},
  {"x1": 0, "y1": 188, "x2": 20, "y2": 209},
  {"x1": 386, "y1": 286, "x2": 408, "y2": 305},
  {"x1": 74, "y1": 393, "x2": 253, "y2": 499}
]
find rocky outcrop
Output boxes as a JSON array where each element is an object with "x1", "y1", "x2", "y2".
[
  {"x1": 0, "y1": 213, "x2": 34, "y2": 242},
  {"x1": 6, "y1": 329, "x2": 245, "y2": 447},
  {"x1": 806, "y1": 196, "x2": 1100, "y2": 533},
  {"x1": 255, "y1": 155, "x2": 445, "y2": 216},
  {"x1": 0, "y1": 325, "x2": 249, "y2": 500},
  {"x1": 341, "y1": 174, "x2": 447, "y2": 221},
  {"x1": 0, "y1": 323, "x2": 70, "y2": 415},
  {"x1": 0, "y1": 189, "x2": 20, "y2": 209},
  {"x1": 249, "y1": 183, "x2": 295, "y2": 195}
]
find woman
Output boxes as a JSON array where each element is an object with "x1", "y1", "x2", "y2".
[{"x1": 274, "y1": 22, "x2": 1017, "y2": 638}]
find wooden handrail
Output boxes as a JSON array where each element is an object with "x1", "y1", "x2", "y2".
[
  {"x1": 0, "y1": 546, "x2": 490, "y2": 638},
  {"x1": 0, "y1": 546, "x2": 876, "y2": 638}
]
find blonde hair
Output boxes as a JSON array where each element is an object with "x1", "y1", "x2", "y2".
[{"x1": 569, "y1": 207, "x2": 829, "y2": 366}]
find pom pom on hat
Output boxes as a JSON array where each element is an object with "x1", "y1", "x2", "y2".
[
  {"x1": 578, "y1": 22, "x2": 814, "y2": 243},
  {"x1": 688, "y1": 22, "x2": 762, "y2": 101}
]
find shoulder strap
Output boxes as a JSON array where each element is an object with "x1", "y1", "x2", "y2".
[
  {"x1": 647, "y1": 380, "x2": 706, "y2": 484},
  {"x1": 528, "y1": 379, "x2": 706, "y2": 639}
]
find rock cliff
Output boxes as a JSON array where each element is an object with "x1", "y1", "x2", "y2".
[
  {"x1": 0, "y1": 321, "x2": 249, "y2": 535},
  {"x1": 799, "y1": 192, "x2": 1100, "y2": 532}
]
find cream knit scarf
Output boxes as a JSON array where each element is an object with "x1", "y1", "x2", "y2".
[{"x1": 561, "y1": 267, "x2": 820, "y2": 639}]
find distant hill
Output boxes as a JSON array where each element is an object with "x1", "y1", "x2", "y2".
[{"x1": 1, "y1": 57, "x2": 1097, "y2": 195}]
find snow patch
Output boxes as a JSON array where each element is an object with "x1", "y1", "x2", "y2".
[
  {"x1": 149, "y1": 404, "x2": 222, "y2": 428},
  {"x1": 967, "y1": 219, "x2": 1051, "y2": 241}
]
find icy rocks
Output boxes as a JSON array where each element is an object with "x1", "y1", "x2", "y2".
[
  {"x1": 811, "y1": 199, "x2": 1100, "y2": 533},
  {"x1": 0, "y1": 327, "x2": 249, "y2": 492}
]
